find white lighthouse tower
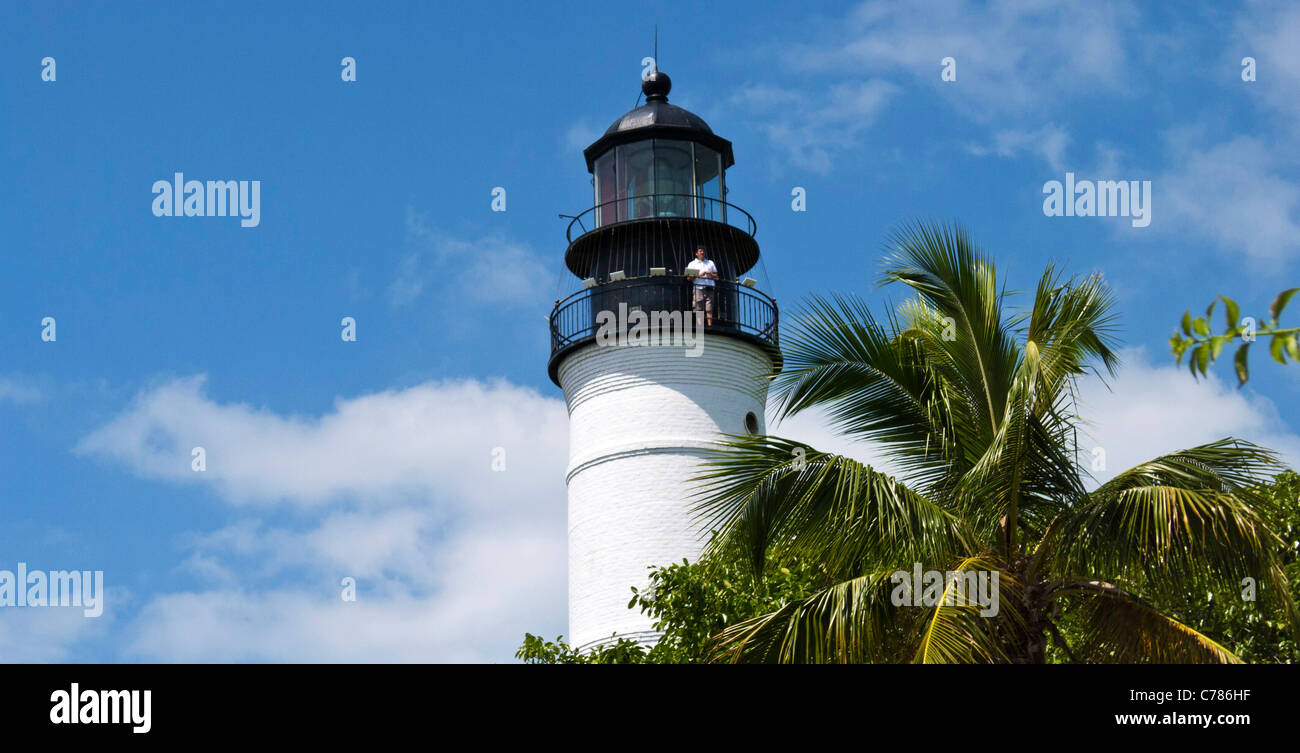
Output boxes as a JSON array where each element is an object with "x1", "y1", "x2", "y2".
[{"x1": 547, "y1": 70, "x2": 781, "y2": 650}]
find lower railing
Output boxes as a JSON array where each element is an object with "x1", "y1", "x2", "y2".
[{"x1": 549, "y1": 277, "x2": 778, "y2": 356}]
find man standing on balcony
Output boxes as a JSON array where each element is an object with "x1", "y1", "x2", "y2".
[{"x1": 686, "y1": 244, "x2": 718, "y2": 327}]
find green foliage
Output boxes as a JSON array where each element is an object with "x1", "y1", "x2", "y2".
[
  {"x1": 1170, "y1": 289, "x2": 1300, "y2": 384},
  {"x1": 690, "y1": 221, "x2": 1298, "y2": 663},
  {"x1": 515, "y1": 539, "x2": 827, "y2": 664},
  {"x1": 632, "y1": 547, "x2": 830, "y2": 663},
  {"x1": 515, "y1": 633, "x2": 648, "y2": 664},
  {"x1": 1153, "y1": 471, "x2": 1300, "y2": 662},
  {"x1": 1046, "y1": 471, "x2": 1300, "y2": 663}
]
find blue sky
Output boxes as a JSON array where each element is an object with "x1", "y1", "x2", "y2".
[{"x1": 2, "y1": 0, "x2": 1299, "y2": 661}]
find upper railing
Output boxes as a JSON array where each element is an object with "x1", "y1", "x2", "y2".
[{"x1": 564, "y1": 194, "x2": 758, "y2": 244}]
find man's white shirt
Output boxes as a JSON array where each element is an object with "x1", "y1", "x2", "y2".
[{"x1": 687, "y1": 258, "x2": 717, "y2": 287}]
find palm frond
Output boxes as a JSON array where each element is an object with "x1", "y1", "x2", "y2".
[
  {"x1": 879, "y1": 220, "x2": 1021, "y2": 449},
  {"x1": 1092, "y1": 439, "x2": 1285, "y2": 499},
  {"x1": 1055, "y1": 581, "x2": 1243, "y2": 663},
  {"x1": 1024, "y1": 266, "x2": 1121, "y2": 391},
  {"x1": 1044, "y1": 443, "x2": 1299, "y2": 635},
  {"x1": 770, "y1": 294, "x2": 967, "y2": 491},
  {"x1": 692, "y1": 434, "x2": 971, "y2": 578},
  {"x1": 706, "y1": 570, "x2": 909, "y2": 663},
  {"x1": 912, "y1": 556, "x2": 1023, "y2": 664}
]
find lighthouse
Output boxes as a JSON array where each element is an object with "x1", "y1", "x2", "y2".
[{"x1": 548, "y1": 70, "x2": 781, "y2": 651}]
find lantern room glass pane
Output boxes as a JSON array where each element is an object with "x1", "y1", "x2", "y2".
[
  {"x1": 693, "y1": 145, "x2": 723, "y2": 221},
  {"x1": 616, "y1": 142, "x2": 655, "y2": 220},
  {"x1": 594, "y1": 152, "x2": 617, "y2": 226},
  {"x1": 653, "y1": 140, "x2": 693, "y2": 218},
  {"x1": 595, "y1": 140, "x2": 728, "y2": 224}
]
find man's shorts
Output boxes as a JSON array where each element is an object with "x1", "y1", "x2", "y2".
[{"x1": 693, "y1": 286, "x2": 715, "y2": 313}]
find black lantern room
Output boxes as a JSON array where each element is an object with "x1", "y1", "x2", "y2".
[{"x1": 548, "y1": 70, "x2": 779, "y2": 384}]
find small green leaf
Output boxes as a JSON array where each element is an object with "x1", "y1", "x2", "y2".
[
  {"x1": 1269, "y1": 288, "x2": 1299, "y2": 324},
  {"x1": 1170, "y1": 335, "x2": 1187, "y2": 363},
  {"x1": 1287, "y1": 333, "x2": 1300, "y2": 362},
  {"x1": 1270, "y1": 333, "x2": 1288, "y2": 364},
  {"x1": 1196, "y1": 344, "x2": 1210, "y2": 376},
  {"x1": 1182, "y1": 311, "x2": 1193, "y2": 336},
  {"x1": 1193, "y1": 317, "x2": 1210, "y2": 336},
  {"x1": 1234, "y1": 343, "x2": 1250, "y2": 385},
  {"x1": 1210, "y1": 336, "x2": 1225, "y2": 360},
  {"x1": 1222, "y1": 296, "x2": 1240, "y2": 332}
]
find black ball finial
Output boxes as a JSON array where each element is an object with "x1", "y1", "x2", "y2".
[{"x1": 642, "y1": 70, "x2": 671, "y2": 102}]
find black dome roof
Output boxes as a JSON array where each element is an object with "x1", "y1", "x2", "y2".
[
  {"x1": 582, "y1": 71, "x2": 735, "y2": 172},
  {"x1": 602, "y1": 99, "x2": 714, "y2": 137}
]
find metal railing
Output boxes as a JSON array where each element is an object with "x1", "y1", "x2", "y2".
[
  {"x1": 549, "y1": 276, "x2": 778, "y2": 356},
  {"x1": 563, "y1": 194, "x2": 758, "y2": 244}
]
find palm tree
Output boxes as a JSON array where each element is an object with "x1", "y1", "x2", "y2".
[{"x1": 693, "y1": 221, "x2": 1299, "y2": 663}]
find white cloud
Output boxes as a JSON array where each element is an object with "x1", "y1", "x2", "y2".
[
  {"x1": 126, "y1": 523, "x2": 564, "y2": 663},
  {"x1": 732, "y1": 80, "x2": 898, "y2": 173},
  {"x1": 1024, "y1": 126, "x2": 1300, "y2": 263},
  {"x1": 731, "y1": 0, "x2": 1132, "y2": 171},
  {"x1": 178, "y1": 509, "x2": 443, "y2": 589},
  {"x1": 0, "y1": 377, "x2": 42, "y2": 405},
  {"x1": 1076, "y1": 348, "x2": 1300, "y2": 484},
  {"x1": 1153, "y1": 133, "x2": 1300, "y2": 261},
  {"x1": 772, "y1": 403, "x2": 901, "y2": 476},
  {"x1": 77, "y1": 376, "x2": 570, "y2": 662},
  {"x1": 786, "y1": 0, "x2": 1133, "y2": 116},
  {"x1": 0, "y1": 587, "x2": 123, "y2": 663},
  {"x1": 1234, "y1": 0, "x2": 1300, "y2": 121},
  {"x1": 564, "y1": 120, "x2": 599, "y2": 153},
  {"x1": 391, "y1": 210, "x2": 556, "y2": 308},
  {"x1": 966, "y1": 124, "x2": 1071, "y2": 172},
  {"x1": 76, "y1": 375, "x2": 567, "y2": 508}
]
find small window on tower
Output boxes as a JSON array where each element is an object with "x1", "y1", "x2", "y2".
[{"x1": 744, "y1": 412, "x2": 759, "y2": 434}]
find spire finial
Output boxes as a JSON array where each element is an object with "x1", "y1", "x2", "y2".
[{"x1": 642, "y1": 69, "x2": 671, "y2": 102}]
